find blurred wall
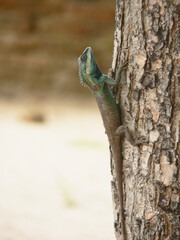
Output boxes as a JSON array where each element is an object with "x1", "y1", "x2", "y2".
[{"x1": 0, "y1": 0, "x2": 115, "y2": 97}]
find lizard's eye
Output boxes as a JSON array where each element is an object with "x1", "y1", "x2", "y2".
[{"x1": 81, "y1": 54, "x2": 87, "y2": 61}]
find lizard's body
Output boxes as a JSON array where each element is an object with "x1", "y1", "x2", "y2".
[{"x1": 78, "y1": 47, "x2": 126, "y2": 239}]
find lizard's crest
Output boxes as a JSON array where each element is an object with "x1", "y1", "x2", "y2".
[{"x1": 78, "y1": 47, "x2": 102, "y2": 91}]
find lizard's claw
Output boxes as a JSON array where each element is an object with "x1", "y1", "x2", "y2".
[
  {"x1": 116, "y1": 61, "x2": 128, "y2": 75},
  {"x1": 121, "y1": 61, "x2": 128, "y2": 70}
]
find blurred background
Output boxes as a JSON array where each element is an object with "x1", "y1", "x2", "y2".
[{"x1": 0, "y1": 0, "x2": 115, "y2": 239}]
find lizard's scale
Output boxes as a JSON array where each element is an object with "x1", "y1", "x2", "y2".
[{"x1": 78, "y1": 47, "x2": 126, "y2": 240}]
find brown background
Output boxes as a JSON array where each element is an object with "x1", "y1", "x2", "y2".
[{"x1": 0, "y1": 0, "x2": 114, "y2": 97}]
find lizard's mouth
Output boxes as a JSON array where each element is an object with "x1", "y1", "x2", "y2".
[
  {"x1": 83, "y1": 46, "x2": 91, "y2": 55},
  {"x1": 78, "y1": 47, "x2": 93, "y2": 89},
  {"x1": 82, "y1": 46, "x2": 92, "y2": 55}
]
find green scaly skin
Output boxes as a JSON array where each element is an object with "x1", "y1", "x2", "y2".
[{"x1": 78, "y1": 47, "x2": 127, "y2": 240}]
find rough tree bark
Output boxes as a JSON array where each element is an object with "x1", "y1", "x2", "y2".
[{"x1": 110, "y1": 1, "x2": 179, "y2": 239}]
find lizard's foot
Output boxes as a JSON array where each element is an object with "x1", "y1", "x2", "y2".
[
  {"x1": 115, "y1": 125, "x2": 136, "y2": 146},
  {"x1": 116, "y1": 62, "x2": 128, "y2": 76},
  {"x1": 115, "y1": 125, "x2": 147, "y2": 146}
]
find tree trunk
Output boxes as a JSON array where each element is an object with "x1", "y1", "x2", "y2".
[{"x1": 110, "y1": 1, "x2": 179, "y2": 239}]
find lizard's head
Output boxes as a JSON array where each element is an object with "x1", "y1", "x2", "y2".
[{"x1": 78, "y1": 47, "x2": 102, "y2": 91}]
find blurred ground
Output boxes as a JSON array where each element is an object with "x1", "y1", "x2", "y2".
[{"x1": 0, "y1": 96, "x2": 114, "y2": 240}]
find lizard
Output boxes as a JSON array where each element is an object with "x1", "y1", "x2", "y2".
[{"x1": 78, "y1": 46, "x2": 137, "y2": 240}]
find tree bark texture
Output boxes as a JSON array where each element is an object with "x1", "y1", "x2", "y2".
[{"x1": 110, "y1": 0, "x2": 179, "y2": 239}]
